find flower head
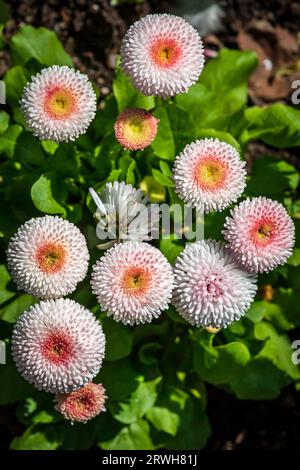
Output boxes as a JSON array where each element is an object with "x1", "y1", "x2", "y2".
[
  {"x1": 173, "y1": 138, "x2": 246, "y2": 213},
  {"x1": 121, "y1": 14, "x2": 204, "y2": 98},
  {"x1": 91, "y1": 241, "x2": 174, "y2": 325},
  {"x1": 89, "y1": 182, "x2": 159, "y2": 245},
  {"x1": 172, "y1": 240, "x2": 257, "y2": 328},
  {"x1": 223, "y1": 197, "x2": 295, "y2": 273},
  {"x1": 114, "y1": 108, "x2": 159, "y2": 150},
  {"x1": 55, "y1": 382, "x2": 107, "y2": 424},
  {"x1": 12, "y1": 299, "x2": 105, "y2": 394},
  {"x1": 7, "y1": 216, "x2": 89, "y2": 299},
  {"x1": 20, "y1": 66, "x2": 96, "y2": 142}
]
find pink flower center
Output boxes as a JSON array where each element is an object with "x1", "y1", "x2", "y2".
[
  {"x1": 251, "y1": 219, "x2": 275, "y2": 246},
  {"x1": 150, "y1": 37, "x2": 182, "y2": 68},
  {"x1": 121, "y1": 266, "x2": 152, "y2": 296},
  {"x1": 41, "y1": 332, "x2": 73, "y2": 365},
  {"x1": 195, "y1": 273, "x2": 223, "y2": 301},
  {"x1": 44, "y1": 86, "x2": 76, "y2": 119},
  {"x1": 36, "y1": 242, "x2": 66, "y2": 274},
  {"x1": 194, "y1": 157, "x2": 228, "y2": 191}
]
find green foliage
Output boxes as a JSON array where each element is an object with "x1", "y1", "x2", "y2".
[{"x1": 0, "y1": 21, "x2": 299, "y2": 451}]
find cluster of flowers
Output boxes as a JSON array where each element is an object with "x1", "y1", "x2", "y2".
[{"x1": 7, "y1": 13, "x2": 296, "y2": 423}]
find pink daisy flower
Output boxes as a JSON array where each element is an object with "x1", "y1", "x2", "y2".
[
  {"x1": 121, "y1": 14, "x2": 204, "y2": 98},
  {"x1": 173, "y1": 240, "x2": 257, "y2": 328},
  {"x1": 7, "y1": 216, "x2": 89, "y2": 299},
  {"x1": 173, "y1": 138, "x2": 246, "y2": 213},
  {"x1": 223, "y1": 197, "x2": 295, "y2": 273},
  {"x1": 114, "y1": 108, "x2": 159, "y2": 151},
  {"x1": 20, "y1": 66, "x2": 96, "y2": 142},
  {"x1": 55, "y1": 382, "x2": 107, "y2": 424},
  {"x1": 11, "y1": 299, "x2": 106, "y2": 394},
  {"x1": 91, "y1": 241, "x2": 174, "y2": 325}
]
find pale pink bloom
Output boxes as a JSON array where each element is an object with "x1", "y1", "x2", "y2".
[
  {"x1": 55, "y1": 382, "x2": 107, "y2": 424},
  {"x1": 12, "y1": 299, "x2": 106, "y2": 393},
  {"x1": 223, "y1": 197, "x2": 295, "y2": 273},
  {"x1": 173, "y1": 239, "x2": 257, "y2": 328},
  {"x1": 121, "y1": 14, "x2": 204, "y2": 98},
  {"x1": 91, "y1": 241, "x2": 174, "y2": 325},
  {"x1": 20, "y1": 66, "x2": 96, "y2": 142},
  {"x1": 173, "y1": 138, "x2": 246, "y2": 213},
  {"x1": 114, "y1": 108, "x2": 159, "y2": 150},
  {"x1": 7, "y1": 216, "x2": 89, "y2": 299}
]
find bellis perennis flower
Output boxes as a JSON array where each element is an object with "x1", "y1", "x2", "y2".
[
  {"x1": 121, "y1": 14, "x2": 205, "y2": 98},
  {"x1": 55, "y1": 382, "x2": 107, "y2": 424},
  {"x1": 172, "y1": 240, "x2": 257, "y2": 329},
  {"x1": 12, "y1": 299, "x2": 106, "y2": 394},
  {"x1": 20, "y1": 65, "x2": 96, "y2": 142},
  {"x1": 173, "y1": 138, "x2": 246, "y2": 213},
  {"x1": 223, "y1": 197, "x2": 295, "y2": 273},
  {"x1": 7, "y1": 216, "x2": 89, "y2": 299},
  {"x1": 114, "y1": 108, "x2": 159, "y2": 151},
  {"x1": 89, "y1": 182, "x2": 159, "y2": 246},
  {"x1": 91, "y1": 241, "x2": 174, "y2": 325}
]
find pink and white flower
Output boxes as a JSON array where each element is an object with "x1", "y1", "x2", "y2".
[
  {"x1": 12, "y1": 299, "x2": 106, "y2": 394},
  {"x1": 172, "y1": 239, "x2": 257, "y2": 328},
  {"x1": 55, "y1": 382, "x2": 107, "y2": 423},
  {"x1": 91, "y1": 241, "x2": 174, "y2": 325},
  {"x1": 7, "y1": 216, "x2": 89, "y2": 299},
  {"x1": 121, "y1": 14, "x2": 204, "y2": 98},
  {"x1": 173, "y1": 138, "x2": 246, "y2": 213},
  {"x1": 114, "y1": 108, "x2": 159, "y2": 150},
  {"x1": 20, "y1": 66, "x2": 96, "y2": 142},
  {"x1": 223, "y1": 197, "x2": 295, "y2": 273}
]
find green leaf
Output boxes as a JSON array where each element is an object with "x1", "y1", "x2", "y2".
[
  {"x1": 0, "y1": 124, "x2": 22, "y2": 158},
  {"x1": 11, "y1": 426, "x2": 60, "y2": 450},
  {"x1": 159, "y1": 237, "x2": 184, "y2": 264},
  {"x1": 195, "y1": 129, "x2": 240, "y2": 150},
  {"x1": 139, "y1": 176, "x2": 166, "y2": 203},
  {"x1": 245, "y1": 300, "x2": 277, "y2": 324},
  {"x1": 0, "y1": 111, "x2": 9, "y2": 133},
  {"x1": 0, "y1": 364, "x2": 34, "y2": 405},
  {"x1": 175, "y1": 49, "x2": 258, "y2": 131},
  {"x1": 102, "y1": 317, "x2": 133, "y2": 362},
  {"x1": 113, "y1": 68, "x2": 154, "y2": 112},
  {"x1": 14, "y1": 131, "x2": 45, "y2": 165},
  {"x1": 152, "y1": 104, "x2": 196, "y2": 160},
  {"x1": 0, "y1": 0, "x2": 10, "y2": 23},
  {"x1": 11, "y1": 25, "x2": 73, "y2": 66},
  {"x1": 146, "y1": 406, "x2": 179, "y2": 436},
  {"x1": 96, "y1": 358, "x2": 141, "y2": 401},
  {"x1": 287, "y1": 248, "x2": 300, "y2": 267},
  {"x1": 247, "y1": 157, "x2": 299, "y2": 197},
  {"x1": 152, "y1": 169, "x2": 174, "y2": 187},
  {"x1": 193, "y1": 332, "x2": 251, "y2": 385},
  {"x1": 31, "y1": 173, "x2": 67, "y2": 216},
  {"x1": 138, "y1": 342, "x2": 162, "y2": 365},
  {"x1": 230, "y1": 357, "x2": 289, "y2": 400},
  {"x1": 0, "y1": 265, "x2": 15, "y2": 305},
  {"x1": 101, "y1": 419, "x2": 154, "y2": 450},
  {"x1": 0, "y1": 293, "x2": 36, "y2": 323},
  {"x1": 254, "y1": 321, "x2": 300, "y2": 380},
  {"x1": 111, "y1": 377, "x2": 161, "y2": 424},
  {"x1": 3, "y1": 65, "x2": 28, "y2": 122},
  {"x1": 243, "y1": 104, "x2": 300, "y2": 147},
  {"x1": 272, "y1": 288, "x2": 300, "y2": 330}
]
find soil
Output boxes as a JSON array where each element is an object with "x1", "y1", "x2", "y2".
[{"x1": 1, "y1": 0, "x2": 300, "y2": 450}]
